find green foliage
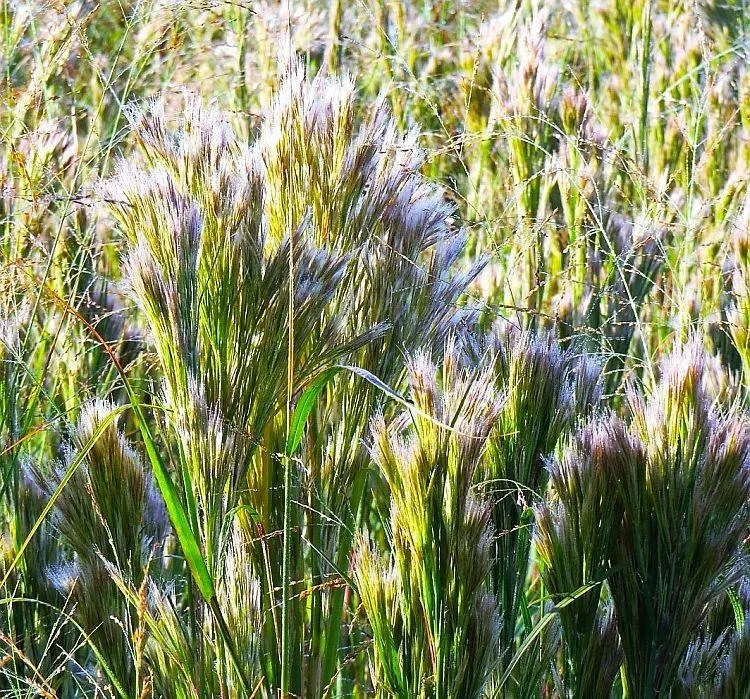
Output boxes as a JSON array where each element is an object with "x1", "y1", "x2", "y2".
[{"x1": 475, "y1": 323, "x2": 601, "y2": 681}]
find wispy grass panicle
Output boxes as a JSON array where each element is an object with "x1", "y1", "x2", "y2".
[
  {"x1": 103, "y1": 91, "x2": 370, "y2": 441},
  {"x1": 353, "y1": 341, "x2": 501, "y2": 699},
  {"x1": 256, "y1": 57, "x2": 483, "y2": 358},
  {"x1": 598, "y1": 212, "x2": 665, "y2": 392},
  {"x1": 495, "y1": 12, "x2": 559, "y2": 313}
]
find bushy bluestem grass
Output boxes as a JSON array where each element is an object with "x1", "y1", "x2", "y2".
[
  {"x1": 675, "y1": 577, "x2": 750, "y2": 697},
  {"x1": 101, "y1": 85, "x2": 376, "y2": 695},
  {"x1": 717, "y1": 617, "x2": 750, "y2": 698},
  {"x1": 106, "y1": 525, "x2": 261, "y2": 699},
  {"x1": 99, "y1": 59, "x2": 483, "y2": 697},
  {"x1": 261, "y1": 61, "x2": 485, "y2": 696},
  {"x1": 530, "y1": 339, "x2": 750, "y2": 699},
  {"x1": 353, "y1": 323, "x2": 603, "y2": 699},
  {"x1": 534, "y1": 417, "x2": 626, "y2": 698},
  {"x1": 28, "y1": 401, "x2": 166, "y2": 694},
  {"x1": 608, "y1": 340, "x2": 750, "y2": 697},
  {"x1": 353, "y1": 340, "x2": 501, "y2": 699},
  {"x1": 3, "y1": 2, "x2": 750, "y2": 696},
  {"x1": 468, "y1": 323, "x2": 601, "y2": 679}
]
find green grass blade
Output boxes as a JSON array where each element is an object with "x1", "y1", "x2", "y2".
[{"x1": 285, "y1": 367, "x2": 341, "y2": 455}]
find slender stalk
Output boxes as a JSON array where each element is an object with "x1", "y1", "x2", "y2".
[
  {"x1": 638, "y1": 0, "x2": 653, "y2": 168},
  {"x1": 281, "y1": 42, "x2": 296, "y2": 699},
  {"x1": 325, "y1": 0, "x2": 343, "y2": 74}
]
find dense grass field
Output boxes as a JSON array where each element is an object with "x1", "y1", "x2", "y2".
[{"x1": 2, "y1": 0, "x2": 750, "y2": 697}]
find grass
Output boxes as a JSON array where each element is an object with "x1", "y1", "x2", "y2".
[{"x1": 1, "y1": 0, "x2": 750, "y2": 697}]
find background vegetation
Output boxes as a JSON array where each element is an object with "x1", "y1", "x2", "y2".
[{"x1": 1, "y1": 0, "x2": 749, "y2": 697}]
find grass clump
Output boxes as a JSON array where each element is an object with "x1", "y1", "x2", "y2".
[
  {"x1": 609, "y1": 341, "x2": 750, "y2": 697},
  {"x1": 534, "y1": 416, "x2": 626, "y2": 698},
  {"x1": 353, "y1": 340, "x2": 501, "y2": 699}
]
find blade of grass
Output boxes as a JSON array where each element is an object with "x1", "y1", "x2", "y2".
[{"x1": 285, "y1": 367, "x2": 341, "y2": 455}]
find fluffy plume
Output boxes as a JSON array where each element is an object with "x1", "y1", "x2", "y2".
[{"x1": 29, "y1": 401, "x2": 167, "y2": 693}]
